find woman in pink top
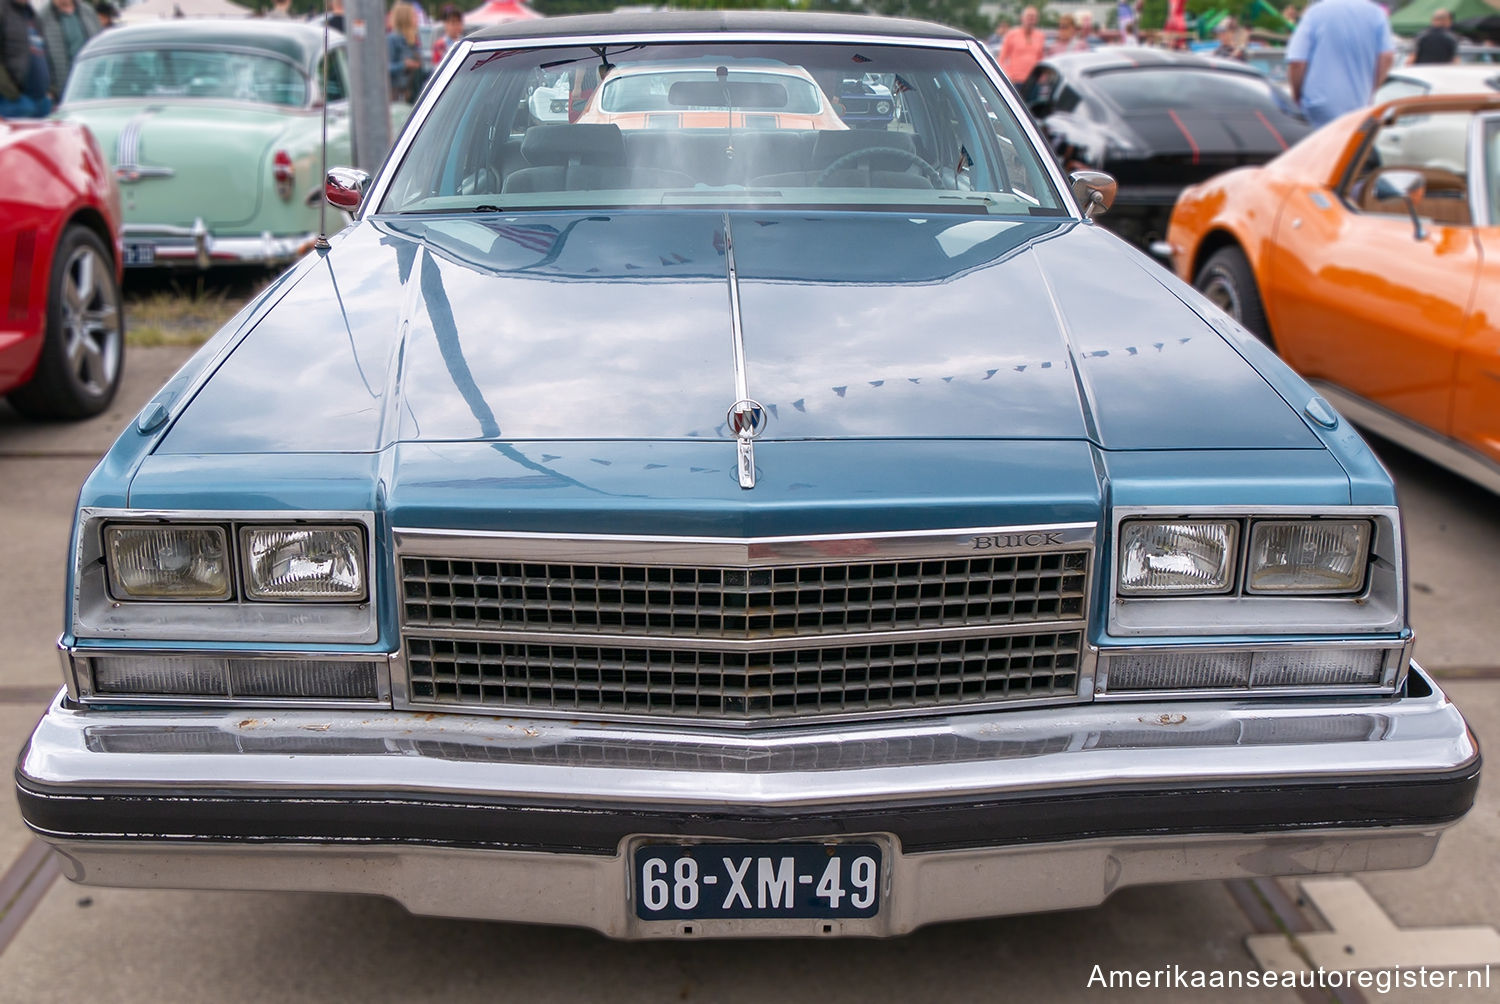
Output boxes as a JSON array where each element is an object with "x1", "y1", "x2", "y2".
[
  {"x1": 998, "y1": 6, "x2": 1046, "y2": 81},
  {"x1": 1048, "y1": 13, "x2": 1091, "y2": 55}
]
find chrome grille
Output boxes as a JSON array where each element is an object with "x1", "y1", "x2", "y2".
[
  {"x1": 396, "y1": 526, "x2": 1094, "y2": 726},
  {"x1": 405, "y1": 631, "x2": 1083, "y2": 720},
  {"x1": 401, "y1": 552, "x2": 1088, "y2": 639}
]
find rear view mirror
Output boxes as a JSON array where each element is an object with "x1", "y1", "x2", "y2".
[{"x1": 1374, "y1": 169, "x2": 1427, "y2": 241}]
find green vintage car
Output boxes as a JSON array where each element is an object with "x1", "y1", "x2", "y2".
[{"x1": 57, "y1": 20, "x2": 406, "y2": 269}]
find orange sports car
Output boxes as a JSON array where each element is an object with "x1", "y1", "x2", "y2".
[{"x1": 1166, "y1": 94, "x2": 1500, "y2": 492}]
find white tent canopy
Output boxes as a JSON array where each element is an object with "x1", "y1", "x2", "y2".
[{"x1": 119, "y1": 0, "x2": 251, "y2": 24}]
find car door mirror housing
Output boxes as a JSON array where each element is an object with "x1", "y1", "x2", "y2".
[
  {"x1": 326, "y1": 167, "x2": 371, "y2": 213},
  {"x1": 1070, "y1": 170, "x2": 1117, "y2": 220}
]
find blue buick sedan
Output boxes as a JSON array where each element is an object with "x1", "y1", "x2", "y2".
[{"x1": 16, "y1": 12, "x2": 1478, "y2": 938}]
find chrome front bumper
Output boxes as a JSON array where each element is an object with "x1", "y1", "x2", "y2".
[
  {"x1": 15, "y1": 663, "x2": 1479, "y2": 938},
  {"x1": 121, "y1": 220, "x2": 315, "y2": 269}
]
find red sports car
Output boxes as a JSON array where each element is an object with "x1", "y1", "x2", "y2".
[{"x1": 0, "y1": 117, "x2": 124, "y2": 420}]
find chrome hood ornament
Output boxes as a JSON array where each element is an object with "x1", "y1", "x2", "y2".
[
  {"x1": 720, "y1": 214, "x2": 764, "y2": 489},
  {"x1": 728, "y1": 398, "x2": 767, "y2": 489}
]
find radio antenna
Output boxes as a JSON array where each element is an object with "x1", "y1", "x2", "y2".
[{"x1": 314, "y1": 0, "x2": 332, "y2": 252}]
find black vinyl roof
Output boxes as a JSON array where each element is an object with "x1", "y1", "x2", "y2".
[{"x1": 470, "y1": 11, "x2": 973, "y2": 44}]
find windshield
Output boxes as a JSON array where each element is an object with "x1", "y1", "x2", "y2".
[
  {"x1": 1089, "y1": 67, "x2": 1290, "y2": 115},
  {"x1": 379, "y1": 41, "x2": 1065, "y2": 216},
  {"x1": 64, "y1": 48, "x2": 309, "y2": 107}
]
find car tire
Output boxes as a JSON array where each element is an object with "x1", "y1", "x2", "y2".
[
  {"x1": 1194, "y1": 246, "x2": 1273, "y2": 349},
  {"x1": 7, "y1": 226, "x2": 125, "y2": 421}
]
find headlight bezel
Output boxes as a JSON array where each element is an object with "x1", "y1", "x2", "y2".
[
  {"x1": 73, "y1": 508, "x2": 380, "y2": 645},
  {"x1": 1108, "y1": 506, "x2": 1403, "y2": 639}
]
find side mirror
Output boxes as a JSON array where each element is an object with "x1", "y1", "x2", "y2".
[
  {"x1": 325, "y1": 166, "x2": 371, "y2": 213},
  {"x1": 1373, "y1": 168, "x2": 1427, "y2": 241},
  {"x1": 1070, "y1": 170, "x2": 1117, "y2": 220}
]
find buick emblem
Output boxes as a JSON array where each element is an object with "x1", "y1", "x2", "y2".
[{"x1": 727, "y1": 399, "x2": 767, "y2": 441}]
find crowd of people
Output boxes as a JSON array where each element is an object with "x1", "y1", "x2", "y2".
[
  {"x1": 991, "y1": 0, "x2": 1489, "y2": 131},
  {"x1": 0, "y1": 0, "x2": 112, "y2": 117}
]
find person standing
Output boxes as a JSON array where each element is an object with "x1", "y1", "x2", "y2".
[
  {"x1": 37, "y1": 0, "x2": 98, "y2": 100},
  {"x1": 1213, "y1": 18, "x2": 1248, "y2": 60},
  {"x1": 1076, "y1": 10, "x2": 1099, "y2": 46},
  {"x1": 92, "y1": 1, "x2": 116, "y2": 28},
  {"x1": 1413, "y1": 9, "x2": 1460, "y2": 64},
  {"x1": 0, "y1": 0, "x2": 52, "y2": 117},
  {"x1": 432, "y1": 3, "x2": 462, "y2": 66},
  {"x1": 325, "y1": 0, "x2": 344, "y2": 33},
  {"x1": 1049, "y1": 14, "x2": 1090, "y2": 55},
  {"x1": 1285, "y1": 0, "x2": 1394, "y2": 127},
  {"x1": 387, "y1": 1, "x2": 422, "y2": 102},
  {"x1": 1116, "y1": 0, "x2": 1138, "y2": 44},
  {"x1": 997, "y1": 6, "x2": 1045, "y2": 82}
]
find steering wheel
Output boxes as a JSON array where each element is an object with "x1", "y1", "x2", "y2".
[{"x1": 814, "y1": 147, "x2": 943, "y2": 187}]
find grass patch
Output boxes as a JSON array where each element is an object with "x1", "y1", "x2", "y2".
[{"x1": 124, "y1": 284, "x2": 264, "y2": 348}]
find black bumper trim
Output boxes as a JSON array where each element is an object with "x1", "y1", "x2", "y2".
[{"x1": 16, "y1": 761, "x2": 1480, "y2": 856}]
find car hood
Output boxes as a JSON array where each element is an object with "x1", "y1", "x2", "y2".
[
  {"x1": 56, "y1": 101, "x2": 299, "y2": 229},
  {"x1": 157, "y1": 211, "x2": 1320, "y2": 455}
]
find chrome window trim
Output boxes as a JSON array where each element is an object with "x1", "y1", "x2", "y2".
[
  {"x1": 1093, "y1": 636, "x2": 1411, "y2": 699},
  {"x1": 1470, "y1": 111, "x2": 1498, "y2": 229},
  {"x1": 1107, "y1": 505, "x2": 1404, "y2": 637},
  {"x1": 65, "y1": 646, "x2": 395, "y2": 709},
  {"x1": 392, "y1": 522, "x2": 1098, "y2": 727},
  {"x1": 363, "y1": 32, "x2": 1078, "y2": 220},
  {"x1": 73, "y1": 508, "x2": 379, "y2": 645}
]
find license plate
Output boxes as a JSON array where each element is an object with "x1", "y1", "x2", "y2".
[
  {"x1": 123, "y1": 242, "x2": 155, "y2": 267},
  {"x1": 633, "y1": 841, "x2": 882, "y2": 921}
]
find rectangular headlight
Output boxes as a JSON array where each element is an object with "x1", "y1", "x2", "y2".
[
  {"x1": 1246, "y1": 520, "x2": 1370, "y2": 594},
  {"x1": 241, "y1": 525, "x2": 366, "y2": 601},
  {"x1": 105, "y1": 524, "x2": 231, "y2": 600},
  {"x1": 1118, "y1": 520, "x2": 1238, "y2": 596}
]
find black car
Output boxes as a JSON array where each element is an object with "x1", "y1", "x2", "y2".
[{"x1": 1019, "y1": 48, "x2": 1309, "y2": 251}]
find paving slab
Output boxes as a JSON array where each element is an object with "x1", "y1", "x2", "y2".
[
  {"x1": 1377, "y1": 441, "x2": 1500, "y2": 672},
  {"x1": 0, "y1": 874, "x2": 1296, "y2": 1004},
  {"x1": 0, "y1": 346, "x2": 196, "y2": 460}
]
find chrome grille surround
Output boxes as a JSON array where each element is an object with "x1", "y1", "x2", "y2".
[{"x1": 394, "y1": 525, "x2": 1096, "y2": 727}]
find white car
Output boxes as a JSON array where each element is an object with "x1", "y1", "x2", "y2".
[
  {"x1": 1377, "y1": 64, "x2": 1500, "y2": 101},
  {"x1": 1371, "y1": 65, "x2": 1500, "y2": 176},
  {"x1": 528, "y1": 71, "x2": 571, "y2": 123}
]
